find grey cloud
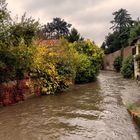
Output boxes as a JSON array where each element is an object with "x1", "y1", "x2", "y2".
[{"x1": 7, "y1": 0, "x2": 140, "y2": 46}]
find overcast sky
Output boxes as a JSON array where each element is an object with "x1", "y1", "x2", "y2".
[{"x1": 7, "y1": 0, "x2": 140, "y2": 46}]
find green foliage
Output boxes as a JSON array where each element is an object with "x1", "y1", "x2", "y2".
[
  {"x1": 67, "y1": 28, "x2": 83, "y2": 43},
  {"x1": 101, "y1": 42, "x2": 106, "y2": 51},
  {"x1": 103, "y1": 8, "x2": 133, "y2": 54},
  {"x1": 104, "y1": 32, "x2": 121, "y2": 54},
  {"x1": 0, "y1": 43, "x2": 34, "y2": 83},
  {"x1": 0, "y1": 0, "x2": 11, "y2": 45},
  {"x1": 10, "y1": 13, "x2": 39, "y2": 47},
  {"x1": 42, "y1": 17, "x2": 71, "y2": 39},
  {"x1": 0, "y1": 1, "x2": 39, "y2": 83},
  {"x1": 30, "y1": 39, "x2": 78, "y2": 94},
  {"x1": 75, "y1": 54, "x2": 96, "y2": 83},
  {"x1": 121, "y1": 55, "x2": 134, "y2": 78},
  {"x1": 0, "y1": 1, "x2": 104, "y2": 96},
  {"x1": 129, "y1": 20, "x2": 140, "y2": 44},
  {"x1": 111, "y1": 8, "x2": 132, "y2": 32},
  {"x1": 71, "y1": 40, "x2": 104, "y2": 83},
  {"x1": 113, "y1": 56, "x2": 122, "y2": 72}
]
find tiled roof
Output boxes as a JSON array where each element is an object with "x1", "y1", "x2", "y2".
[{"x1": 35, "y1": 39, "x2": 59, "y2": 46}]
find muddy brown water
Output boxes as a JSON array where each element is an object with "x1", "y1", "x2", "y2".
[{"x1": 0, "y1": 71, "x2": 139, "y2": 140}]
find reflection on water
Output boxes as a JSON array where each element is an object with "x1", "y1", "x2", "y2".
[{"x1": 0, "y1": 71, "x2": 139, "y2": 140}]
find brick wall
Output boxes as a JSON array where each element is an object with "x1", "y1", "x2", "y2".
[
  {"x1": 104, "y1": 46, "x2": 135, "y2": 70},
  {"x1": 0, "y1": 79, "x2": 40, "y2": 106},
  {"x1": 123, "y1": 46, "x2": 135, "y2": 58},
  {"x1": 104, "y1": 50, "x2": 121, "y2": 70}
]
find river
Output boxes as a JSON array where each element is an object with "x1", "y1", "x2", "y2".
[{"x1": 0, "y1": 71, "x2": 139, "y2": 140}]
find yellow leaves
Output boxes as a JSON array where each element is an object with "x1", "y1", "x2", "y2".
[
  {"x1": 29, "y1": 38, "x2": 104, "y2": 94},
  {"x1": 31, "y1": 44, "x2": 48, "y2": 72}
]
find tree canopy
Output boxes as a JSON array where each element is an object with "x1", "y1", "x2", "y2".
[
  {"x1": 110, "y1": 8, "x2": 133, "y2": 32},
  {"x1": 129, "y1": 20, "x2": 140, "y2": 44},
  {"x1": 102, "y1": 8, "x2": 134, "y2": 54},
  {"x1": 42, "y1": 17, "x2": 71, "y2": 39},
  {"x1": 67, "y1": 28, "x2": 83, "y2": 43}
]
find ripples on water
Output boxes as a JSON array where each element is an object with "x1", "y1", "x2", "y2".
[{"x1": 0, "y1": 71, "x2": 139, "y2": 140}]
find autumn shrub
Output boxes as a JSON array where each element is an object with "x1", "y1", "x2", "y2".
[
  {"x1": 121, "y1": 55, "x2": 134, "y2": 78},
  {"x1": 0, "y1": 37, "x2": 104, "y2": 95},
  {"x1": 30, "y1": 39, "x2": 78, "y2": 94},
  {"x1": 113, "y1": 56, "x2": 122, "y2": 72}
]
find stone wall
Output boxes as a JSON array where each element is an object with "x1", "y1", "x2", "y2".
[{"x1": 104, "y1": 46, "x2": 135, "y2": 70}]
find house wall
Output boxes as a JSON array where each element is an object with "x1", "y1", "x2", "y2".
[{"x1": 134, "y1": 39, "x2": 140, "y2": 78}]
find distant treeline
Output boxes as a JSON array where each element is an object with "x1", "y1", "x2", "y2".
[{"x1": 101, "y1": 8, "x2": 140, "y2": 54}]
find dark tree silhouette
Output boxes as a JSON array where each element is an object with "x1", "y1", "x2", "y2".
[{"x1": 42, "y1": 17, "x2": 71, "y2": 39}]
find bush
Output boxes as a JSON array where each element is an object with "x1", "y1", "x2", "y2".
[
  {"x1": 121, "y1": 55, "x2": 134, "y2": 78},
  {"x1": 0, "y1": 43, "x2": 34, "y2": 83},
  {"x1": 71, "y1": 40, "x2": 104, "y2": 83},
  {"x1": 113, "y1": 56, "x2": 122, "y2": 72},
  {"x1": 75, "y1": 54, "x2": 96, "y2": 83},
  {"x1": 30, "y1": 39, "x2": 78, "y2": 94}
]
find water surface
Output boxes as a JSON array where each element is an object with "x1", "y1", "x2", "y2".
[{"x1": 0, "y1": 71, "x2": 139, "y2": 140}]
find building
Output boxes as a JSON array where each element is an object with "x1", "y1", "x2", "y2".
[
  {"x1": 131, "y1": 36, "x2": 140, "y2": 79},
  {"x1": 103, "y1": 36, "x2": 140, "y2": 79}
]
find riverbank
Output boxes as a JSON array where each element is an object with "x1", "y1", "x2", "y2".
[
  {"x1": 101, "y1": 70, "x2": 140, "y2": 130},
  {"x1": 119, "y1": 76, "x2": 140, "y2": 128}
]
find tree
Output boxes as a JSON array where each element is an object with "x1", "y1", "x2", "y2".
[
  {"x1": 10, "y1": 13, "x2": 39, "y2": 47},
  {"x1": 110, "y1": 8, "x2": 133, "y2": 48},
  {"x1": 111, "y1": 8, "x2": 133, "y2": 32},
  {"x1": 42, "y1": 17, "x2": 71, "y2": 39},
  {"x1": 0, "y1": 0, "x2": 10, "y2": 23},
  {"x1": 129, "y1": 20, "x2": 140, "y2": 44},
  {"x1": 101, "y1": 42, "x2": 106, "y2": 51},
  {"x1": 102, "y1": 9, "x2": 133, "y2": 54},
  {"x1": 0, "y1": 0, "x2": 11, "y2": 45},
  {"x1": 104, "y1": 32, "x2": 121, "y2": 54},
  {"x1": 67, "y1": 28, "x2": 83, "y2": 43}
]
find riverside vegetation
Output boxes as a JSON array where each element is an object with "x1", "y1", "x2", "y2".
[{"x1": 0, "y1": 0, "x2": 103, "y2": 95}]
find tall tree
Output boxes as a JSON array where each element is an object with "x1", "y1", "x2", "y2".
[
  {"x1": 110, "y1": 8, "x2": 133, "y2": 48},
  {"x1": 102, "y1": 8, "x2": 133, "y2": 54},
  {"x1": 67, "y1": 28, "x2": 83, "y2": 43},
  {"x1": 42, "y1": 17, "x2": 71, "y2": 39},
  {"x1": 111, "y1": 8, "x2": 133, "y2": 32}
]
